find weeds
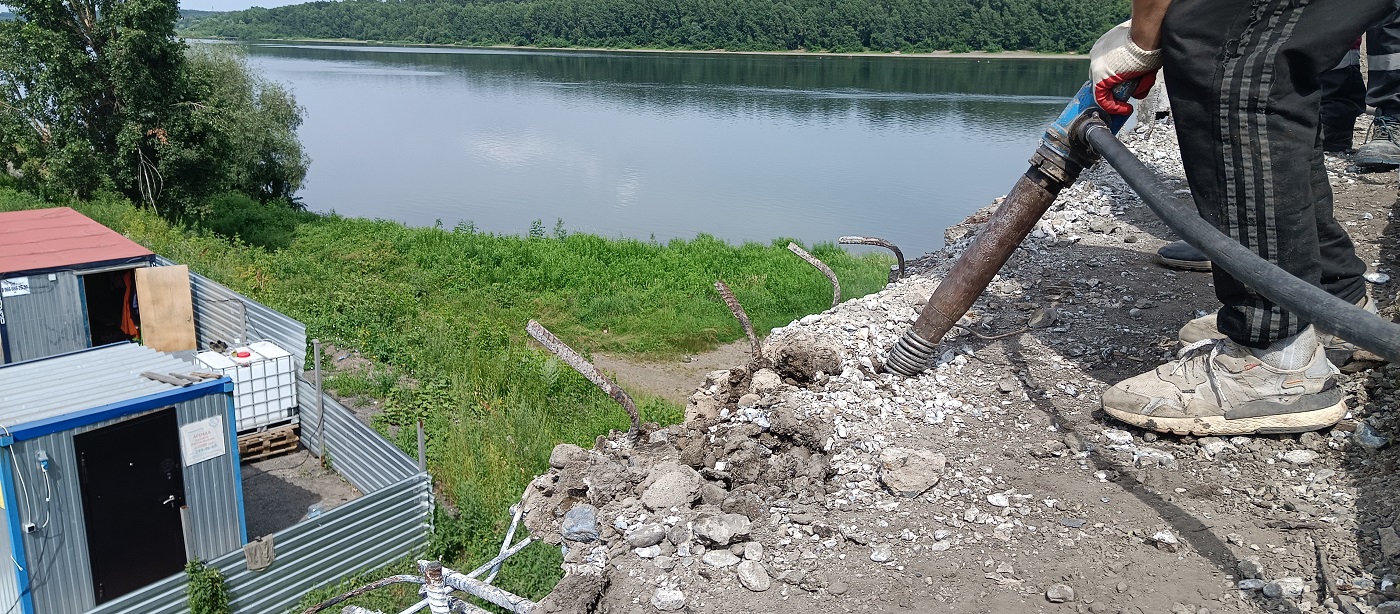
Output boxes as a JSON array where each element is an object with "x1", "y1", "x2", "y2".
[{"x1": 0, "y1": 190, "x2": 892, "y2": 607}]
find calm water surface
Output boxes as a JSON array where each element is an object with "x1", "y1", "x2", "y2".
[{"x1": 236, "y1": 43, "x2": 1088, "y2": 254}]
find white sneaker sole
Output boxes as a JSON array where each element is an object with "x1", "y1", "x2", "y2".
[{"x1": 1102, "y1": 401, "x2": 1347, "y2": 436}]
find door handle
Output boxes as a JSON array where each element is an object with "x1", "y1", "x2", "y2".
[{"x1": 161, "y1": 495, "x2": 177, "y2": 507}]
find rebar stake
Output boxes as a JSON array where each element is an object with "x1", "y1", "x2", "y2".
[
  {"x1": 714, "y1": 280, "x2": 761, "y2": 360},
  {"x1": 296, "y1": 575, "x2": 426, "y2": 614},
  {"x1": 839, "y1": 235, "x2": 905, "y2": 281},
  {"x1": 527, "y1": 320, "x2": 640, "y2": 436},
  {"x1": 787, "y1": 242, "x2": 840, "y2": 309}
]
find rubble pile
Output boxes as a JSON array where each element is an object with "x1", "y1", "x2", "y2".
[{"x1": 523, "y1": 119, "x2": 1400, "y2": 614}]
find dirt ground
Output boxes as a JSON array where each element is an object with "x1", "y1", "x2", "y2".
[
  {"x1": 518, "y1": 117, "x2": 1400, "y2": 614},
  {"x1": 242, "y1": 447, "x2": 362, "y2": 538}
]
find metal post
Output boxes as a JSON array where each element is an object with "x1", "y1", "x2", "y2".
[
  {"x1": 313, "y1": 339, "x2": 325, "y2": 459},
  {"x1": 416, "y1": 420, "x2": 426, "y2": 472}
]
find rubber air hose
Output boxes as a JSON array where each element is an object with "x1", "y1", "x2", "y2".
[{"x1": 1081, "y1": 121, "x2": 1400, "y2": 364}]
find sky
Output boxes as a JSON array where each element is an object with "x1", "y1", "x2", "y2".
[{"x1": 181, "y1": 0, "x2": 305, "y2": 12}]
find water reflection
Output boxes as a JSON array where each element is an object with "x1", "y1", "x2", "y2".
[{"x1": 230, "y1": 42, "x2": 1087, "y2": 254}]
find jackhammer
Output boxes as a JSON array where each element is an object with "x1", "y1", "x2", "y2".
[{"x1": 885, "y1": 81, "x2": 1400, "y2": 376}]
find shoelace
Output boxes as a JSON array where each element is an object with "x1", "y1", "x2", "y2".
[
  {"x1": 1169, "y1": 337, "x2": 1220, "y2": 378},
  {"x1": 1368, "y1": 116, "x2": 1400, "y2": 144}
]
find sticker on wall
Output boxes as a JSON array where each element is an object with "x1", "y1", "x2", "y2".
[
  {"x1": 0, "y1": 277, "x2": 29, "y2": 298},
  {"x1": 180, "y1": 415, "x2": 227, "y2": 467}
]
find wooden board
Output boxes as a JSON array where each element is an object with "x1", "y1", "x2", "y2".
[
  {"x1": 238, "y1": 424, "x2": 300, "y2": 463},
  {"x1": 135, "y1": 265, "x2": 196, "y2": 352}
]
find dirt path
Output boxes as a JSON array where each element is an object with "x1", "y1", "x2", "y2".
[{"x1": 592, "y1": 341, "x2": 757, "y2": 405}]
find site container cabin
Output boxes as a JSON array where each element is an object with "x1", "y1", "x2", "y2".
[
  {"x1": 0, "y1": 343, "x2": 246, "y2": 614},
  {"x1": 0, "y1": 208, "x2": 158, "y2": 364}
]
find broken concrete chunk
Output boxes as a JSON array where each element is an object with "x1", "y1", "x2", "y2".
[
  {"x1": 750, "y1": 369, "x2": 783, "y2": 396},
  {"x1": 640, "y1": 461, "x2": 701, "y2": 511},
  {"x1": 693, "y1": 513, "x2": 751, "y2": 546},
  {"x1": 1045, "y1": 584, "x2": 1075, "y2": 603},
  {"x1": 877, "y1": 447, "x2": 946, "y2": 497},
  {"x1": 561, "y1": 504, "x2": 599, "y2": 543},
  {"x1": 549, "y1": 443, "x2": 587, "y2": 469},
  {"x1": 737, "y1": 560, "x2": 771, "y2": 591},
  {"x1": 650, "y1": 588, "x2": 685, "y2": 611},
  {"x1": 625, "y1": 523, "x2": 667, "y2": 548},
  {"x1": 702, "y1": 550, "x2": 740, "y2": 567},
  {"x1": 1379, "y1": 526, "x2": 1400, "y2": 559},
  {"x1": 762, "y1": 327, "x2": 841, "y2": 382}
]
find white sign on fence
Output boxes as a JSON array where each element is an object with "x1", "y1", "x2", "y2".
[
  {"x1": 1, "y1": 277, "x2": 30, "y2": 297},
  {"x1": 180, "y1": 415, "x2": 227, "y2": 467}
]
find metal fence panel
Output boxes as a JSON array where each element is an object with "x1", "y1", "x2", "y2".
[
  {"x1": 153, "y1": 257, "x2": 308, "y2": 370},
  {"x1": 296, "y1": 379, "x2": 419, "y2": 494},
  {"x1": 86, "y1": 474, "x2": 431, "y2": 614},
  {"x1": 1, "y1": 271, "x2": 86, "y2": 363}
]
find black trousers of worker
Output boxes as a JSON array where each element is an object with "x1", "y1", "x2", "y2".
[
  {"x1": 1319, "y1": 13, "x2": 1400, "y2": 150},
  {"x1": 1161, "y1": 0, "x2": 1394, "y2": 348}
]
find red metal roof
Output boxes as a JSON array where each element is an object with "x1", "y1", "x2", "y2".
[{"x1": 0, "y1": 207, "x2": 153, "y2": 275}]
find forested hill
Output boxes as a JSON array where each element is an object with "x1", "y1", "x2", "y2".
[{"x1": 179, "y1": 0, "x2": 1128, "y2": 54}]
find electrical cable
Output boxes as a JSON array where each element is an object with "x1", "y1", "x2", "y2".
[{"x1": 1083, "y1": 122, "x2": 1400, "y2": 363}]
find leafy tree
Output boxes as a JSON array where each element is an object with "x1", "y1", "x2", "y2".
[{"x1": 0, "y1": 0, "x2": 307, "y2": 220}]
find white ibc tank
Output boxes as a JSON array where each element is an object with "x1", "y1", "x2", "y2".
[{"x1": 197, "y1": 341, "x2": 299, "y2": 433}]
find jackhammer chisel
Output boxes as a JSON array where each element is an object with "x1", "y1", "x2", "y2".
[
  {"x1": 886, "y1": 81, "x2": 1400, "y2": 377},
  {"x1": 885, "y1": 81, "x2": 1126, "y2": 376}
]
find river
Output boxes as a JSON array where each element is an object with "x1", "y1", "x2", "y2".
[{"x1": 233, "y1": 42, "x2": 1088, "y2": 255}]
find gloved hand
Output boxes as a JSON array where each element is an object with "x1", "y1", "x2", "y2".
[{"x1": 1089, "y1": 20, "x2": 1161, "y2": 116}]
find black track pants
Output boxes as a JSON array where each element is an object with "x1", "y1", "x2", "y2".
[
  {"x1": 1161, "y1": 0, "x2": 1393, "y2": 348},
  {"x1": 1320, "y1": 12, "x2": 1400, "y2": 149}
]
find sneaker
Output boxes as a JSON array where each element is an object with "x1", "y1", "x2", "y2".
[
  {"x1": 1355, "y1": 115, "x2": 1400, "y2": 171},
  {"x1": 1101, "y1": 337, "x2": 1346, "y2": 436},
  {"x1": 1178, "y1": 296, "x2": 1377, "y2": 365},
  {"x1": 1155, "y1": 240, "x2": 1212, "y2": 272}
]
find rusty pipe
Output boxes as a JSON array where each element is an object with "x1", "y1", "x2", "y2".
[{"x1": 886, "y1": 80, "x2": 1125, "y2": 376}]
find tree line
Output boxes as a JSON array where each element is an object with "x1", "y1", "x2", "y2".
[
  {"x1": 182, "y1": 0, "x2": 1129, "y2": 54},
  {"x1": 0, "y1": 0, "x2": 308, "y2": 228}
]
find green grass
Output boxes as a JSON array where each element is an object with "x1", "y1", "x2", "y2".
[{"x1": 0, "y1": 189, "x2": 893, "y2": 609}]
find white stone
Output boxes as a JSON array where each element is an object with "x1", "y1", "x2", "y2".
[
  {"x1": 737, "y1": 560, "x2": 772, "y2": 591},
  {"x1": 651, "y1": 588, "x2": 686, "y2": 611}
]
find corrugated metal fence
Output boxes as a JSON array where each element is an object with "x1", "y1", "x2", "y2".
[
  {"x1": 154, "y1": 257, "x2": 308, "y2": 370},
  {"x1": 87, "y1": 382, "x2": 431, "y2": 614}
]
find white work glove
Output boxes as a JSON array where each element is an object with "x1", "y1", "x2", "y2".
[{"x1": 1089, "y1": 20, "x2": 1161, "y2": 116}]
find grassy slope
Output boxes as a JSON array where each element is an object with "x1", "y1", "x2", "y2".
[{"x1": 0, "y1": 190, "x2": 892, "y2": 608}]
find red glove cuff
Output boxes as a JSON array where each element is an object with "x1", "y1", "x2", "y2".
[{"x1": 1094, "y1": 71, "x2": 1158, "y2": 116}]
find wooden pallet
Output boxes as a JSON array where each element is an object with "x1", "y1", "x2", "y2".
[{"x1": 238, "y1": 424, "x2": 300, "y2": 463}]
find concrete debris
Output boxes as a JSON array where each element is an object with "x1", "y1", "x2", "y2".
[
  {"x1": 1262, "y1": 577, "x2": 1306, "y2": 599},
  {"x1": 1380, "y1": 526, "x2": 1400, "y2": 559},
  {"x1": 1045, "y1": 583, "x2": 1075, "y2": 603},
  {"x1": 640, "y1": 461, "x2": 701, "y2": 511},
  {"x1": 693, "y1": 514, "x2": 751, "y2": 546},
  {"x1": 737, "y1": 560, "x2": 772, "y2": 592},
  {"x1": 512, "y1": 117, "x2": 1400, "y2": 614},
  {"x1": 650, "y1": 588, "x2": 686, "y2": 611},
  {"x1": 625, "y1": 523, "x2": 667, "y2": 548},
  {"x1": 877, "y1": 447, "x2": 945, "y2": 497},
  {"x1": 550, "y1": 443, "x2": 588, "y2": 469},
  {"x1": 561, "y1": 504, "x2": 599, "y2": 543}
]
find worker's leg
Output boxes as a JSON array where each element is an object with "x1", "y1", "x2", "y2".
[
  {"x1": 1320, "y1": 43, "x2": 1364, "y2": 152},
  {"x1": 1366, "y1": 12, "x2": 1400, "y2": 117},
  {"x1": 1161, "y1": 0, "x2": 1387, "y2": 349},
  {"x1": 1356, "y1": 11, "x2": 1400, "y2": 169},
  {"x1": 1101, "y1": 0, "x2": 1391, "y2": 436}
]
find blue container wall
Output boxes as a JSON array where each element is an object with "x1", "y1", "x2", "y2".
[
  {"x1": 10, "y1": 393, "x2": 244, "y2": 614},
  {"x1": 0, "y1": 498, "x2": 16, "y2": 614},
  {"x1": 0, "y1": 272, "x2": 86, "y2": 364}
]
